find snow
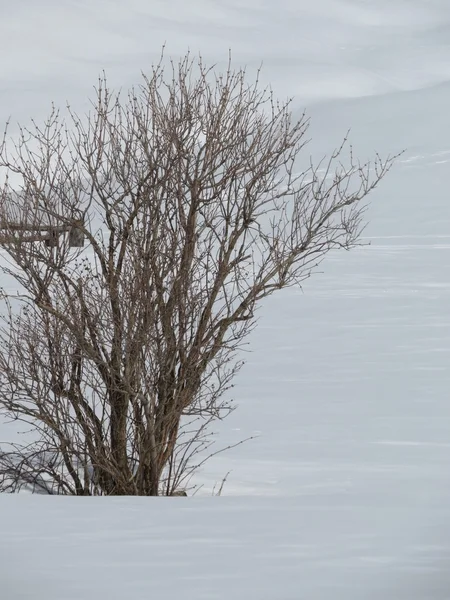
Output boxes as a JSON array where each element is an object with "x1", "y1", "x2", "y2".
[
  {"x1": 2, "y1": 496, "x2": 450, "y2": 600},
  {"x1": 2, "y1": 0, "x2": 450, "y2": 597}
]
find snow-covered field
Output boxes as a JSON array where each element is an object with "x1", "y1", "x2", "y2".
[{"x1": 2, "y1": 1, "x2": 450, "y2": 597}]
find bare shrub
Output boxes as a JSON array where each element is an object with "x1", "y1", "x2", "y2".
[{"x1": 0, "y1": 51, "x2": 395, "y2": 495}]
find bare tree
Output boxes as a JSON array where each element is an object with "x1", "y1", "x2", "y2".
[{"x1": 0, "y1": 51, "x2": 395, "y2": 495}]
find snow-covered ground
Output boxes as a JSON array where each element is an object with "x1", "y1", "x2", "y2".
[{"x1": 2, "y1": 0, "x2": 450, "y2": 597}]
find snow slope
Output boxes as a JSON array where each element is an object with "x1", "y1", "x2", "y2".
[
  {"x1": 2, "y1": 0, "x2": 450, "y2": 597},
  {"x1": 2, "y1": 496, "x2": 450, "y2": 600}
]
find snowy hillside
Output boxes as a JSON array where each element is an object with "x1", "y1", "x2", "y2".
[{"x1": 2, "y1": 0, "x2": 450, "y2": 598}]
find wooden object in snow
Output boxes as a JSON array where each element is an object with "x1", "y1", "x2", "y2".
[{"x1": 0, "y1": 218, "x2": 85, "y2": 248}]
